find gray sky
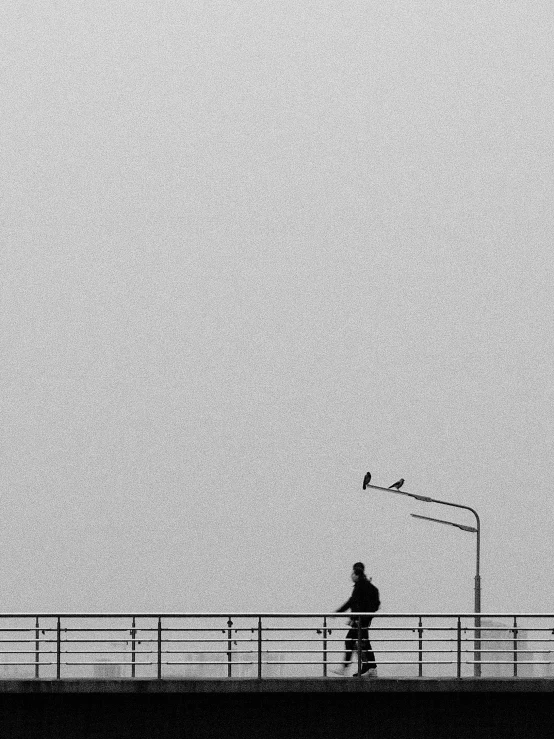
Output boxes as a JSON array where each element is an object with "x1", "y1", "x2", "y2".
[{"x1": 2, "y1": 0, "x2": 553, "y2": 615}]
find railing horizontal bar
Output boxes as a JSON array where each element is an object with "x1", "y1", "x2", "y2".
[
  {"x1": 18, "y1": 635, "x2": 541, "y2": 646},
  {"x1": 0, "y1": 614, "x2": 553, "y2": 621},
  {"x1": 0, "y1": 635, "x2": 483, "y2": 645},
  {"x1": 156, "y1": 639, "x2": 245, "y2": 643},
  {"x1": 163, "y1": 651, "x2": 253, "y2": 655},
  {"x1": 1, "y1": 664, "x2": 62, "y2": 671},
  {"x1": 237, "y1": 649, "x2": 447, "y2": 655},
  {"x1": 0, "y1": 640, "x2": 55, "y2": 644},
  {"x1": 61, "y1": 640, "x2": 152, "y2": 645},
  {"x1": 3, "y1": 624, "x2": 551, "y2": 632},
  {"x1": 27, "y1": 649, "x2": 489, "y2": 658},
  {"x1": 59, "y1": 651, "x2": 256, "y2": 656},
  {"x1": 71, "y1": 639, "x2": 223, "y2": 644},
  {"x1": 1, "y1": 611, "x2": 554, "y2": 631},
  {"x1": 61, "y1": 623, "x2": 232, "y2": 639},
  {"x1": 479, "y1": 637, "x2": 554, "y2": 641},
  {"x1": 160, "y1": 662, "x2": 252, "y2": 666},
  {"x1": 470, "y1": 626, "x2": 554, "y2": 631},
  {"x1": 0, "y1": 651, "x2": 55, "y2": 655},
  {"x1": 54, "y1": 628, "x2": 139, "y2": 633},
  {"x1": 59, "y1": 651, "x2": 159, "y2": 656},
  {"x1": 36, "y1": 659, "x2": 554, "y2": 668},
  {"x1": 323, "y1": 636, "x2": 461, "y2": 642},
  {"x1": 463, "y1": 660, "x2": 547, "y2": 665},
  {"x1": 56, "y1": 651, "x2": 147, "y2": 656},
  {"x1": 0, "y1": 625, "x2": 463, "y2": 633},
  {"x1": 476, "y1": 651, "x2": 553, "y2": 655},
  {"x1": 164, "y1": 662, "x2": 257, "y2": 667},
  {"x1": 46, "y1": 640, "x2": 141, "y2": 645},
  {"x1": 270, "y1": 650, "x2": 472, "y2": 655},
  {"x1": 161, "y1": 662, "x2": 239, "y2": 667},
  {"x1": 5, "y1": 651, "x2": 57, "y2": 656},
  {"x1": 247, "y1": 628, "x2": 341, "y2": 632},
  {"x1": 0, "y1": 664, "x2": 56, "y2": 668},
  {"x1": 510, "y1": 662, "x2": 554, "y2": 666},
  {"x1": 59, "y1": 640, "x2": 158, "y2": 645},
  {"x1": 237, "y1": 664, "x2": 386, "y2": 669},
  {"x1": 63, "y1": 662, "x2": 153, "y2": 667},
  {"x1": 164, "y1": 638, "x2": 316, "y2": 643},
  {"x1": 30, "y1": 623, "x2": 239, "y2": 639}
]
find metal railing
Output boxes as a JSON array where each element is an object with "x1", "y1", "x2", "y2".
[{"x1": 0, "y1": 613, "x2": 552, "y2": 679}]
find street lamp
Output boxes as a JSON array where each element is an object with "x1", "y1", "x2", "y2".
[
  {"x1": 364, "y1": 482, "x2": 481, "y2": 677},
  {"x1": 410, "y1": 513, "x2": 477, "y2": 534}
]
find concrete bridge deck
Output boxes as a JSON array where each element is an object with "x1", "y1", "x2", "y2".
[
  {"x1": 1, "y1": 680, "x2": 553, "y2": 738},
  {"x1": 1, "y1": 677, "x2": 554, "y2": 692}
]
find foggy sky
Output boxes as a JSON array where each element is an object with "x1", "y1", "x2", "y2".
[{"x1": 2, "y1": 1, "x2": 554, "y2": 615}]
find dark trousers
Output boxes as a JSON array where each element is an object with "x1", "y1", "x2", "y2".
[{"x1": 344, "y1": 618, "x2": 376, "y2": 671}]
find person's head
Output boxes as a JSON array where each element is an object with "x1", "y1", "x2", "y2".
[{"x1": 351, "y1": 562, "x2": 365, "y2": 582}]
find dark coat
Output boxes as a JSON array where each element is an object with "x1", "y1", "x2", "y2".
[{"x1": 337, "y1": 577, "x2": 380, "y2": 620}]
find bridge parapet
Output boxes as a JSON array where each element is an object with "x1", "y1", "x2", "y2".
[{"x1": 0, "y1": 613, "x2": 551, "y2": 681}]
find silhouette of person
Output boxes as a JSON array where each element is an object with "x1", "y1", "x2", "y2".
[{"x1": 332, "y1": 562, "x2": 380, "y2": 677}]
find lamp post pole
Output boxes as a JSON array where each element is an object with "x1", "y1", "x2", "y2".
[{"x1": 364, "y1": 483, "x2": 481, "y2": 677}]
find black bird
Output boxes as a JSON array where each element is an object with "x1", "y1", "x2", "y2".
[
  {"x1": 388, "y1": 478, "x2": 404, "y2": 490},
  {"x1": 362, "y1": 472, "x2": 371, "y2": 490}
]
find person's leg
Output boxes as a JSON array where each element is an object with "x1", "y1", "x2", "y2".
[
  {"x1": 331, "y1": 627, "x2": 355, "y2": 674},
  {"x1": 355, "y1": 619, "x2": 377, "y2": 675},
  {"x1": 364, "y1": 633, "x2": 377, "y2": 670},
  {"x1": 366, "y1": 616, "x2": 376, "y2": 670},
  {"x1": 343, "y1": 627, "x2": 356, "y2": 665}
]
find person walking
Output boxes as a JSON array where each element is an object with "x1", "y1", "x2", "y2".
[{"x1": 332, "y1": 562, "x2": 380, "y2": 677}]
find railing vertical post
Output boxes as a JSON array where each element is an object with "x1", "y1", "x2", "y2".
[
  {"x1": 457, "y1": 617, "x2": 462, "y2": 678},
  {"x1": 513, "y1": 616, "x2": 518, "y2": 678},
  {"x1": 257, "y1": 617, "x2": 262, "y2": 679},
  {"x1": 357, "y1": 618, "x2": 362, "y2": 677},
  {"x1": 474, "y1": 612, "x2": 482, "y2": 678},
  {"x1": 418, "y1": 617, "x2": 423, "y2": 678},
  {"x1": 474, "y1": 519, "x2": 482, "y2": 678},
  {"x1": 131, "y1": 617, "x2": 136, "y2": 679},
  {"x1": 35, "y1": 617, "x2": 40, "y2": 679},
  {"x1": 227, "y1": 618, "x2": 233, "y2": 678},
  {"x1": 56, "y1": 617, "x2": 61, "y2": 680},
  {"x1": 322, "y1": 617, "x2": 327, "y2": 677},
  {"x1": 157, "y1": 617, "x2": 162, "y2": 680}
]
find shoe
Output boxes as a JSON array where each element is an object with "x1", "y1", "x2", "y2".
[
  {"x1": 330, "y1": 665, "x2": 347, "y2": 676},
  {"x1": 353, "y1": 668, "x2": 378, "y2": 678}
]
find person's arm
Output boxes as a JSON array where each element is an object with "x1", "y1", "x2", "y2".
[{"x1": 336, "y1": 596, "x2": 353, "y2": 613}]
